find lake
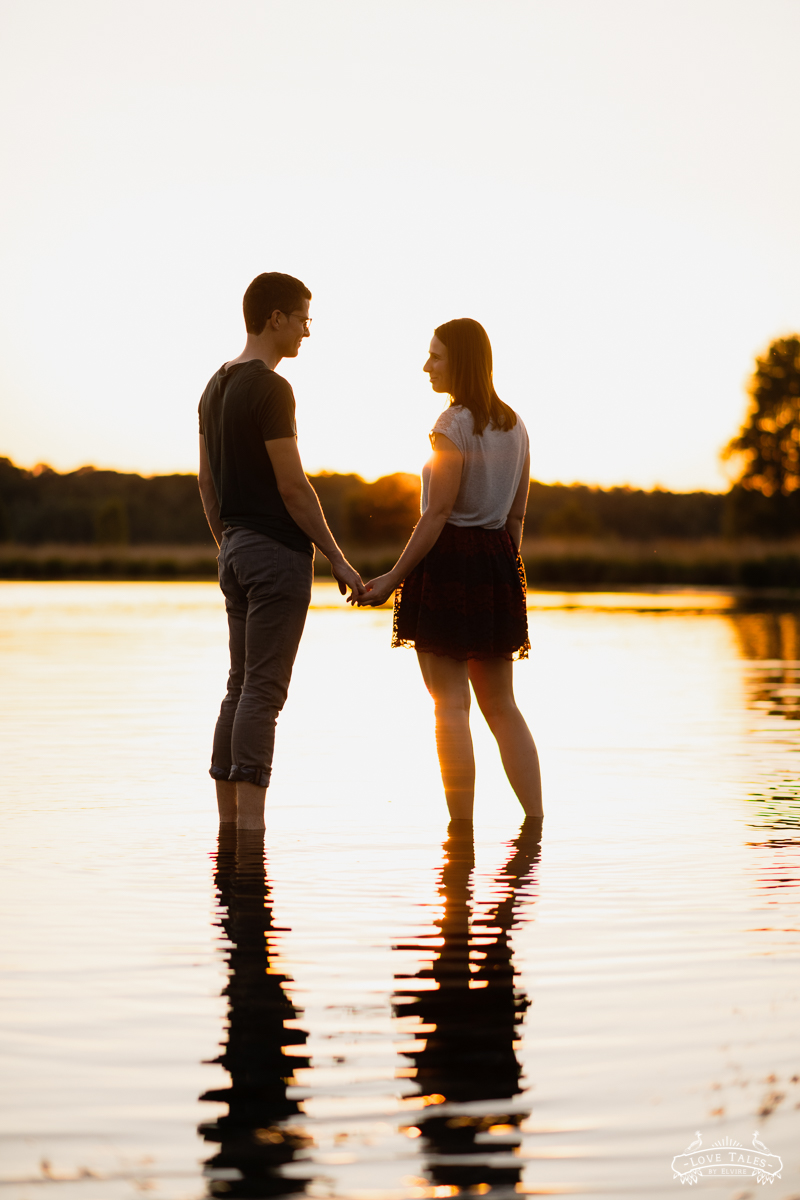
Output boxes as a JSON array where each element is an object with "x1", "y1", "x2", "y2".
[{"x1": 0, "y1": 582, "x2": 798, "y2": 1199}]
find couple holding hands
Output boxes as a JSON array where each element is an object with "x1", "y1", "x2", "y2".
[{"x1": 198, "y1": 272, "x2": 542, "y2": 832}]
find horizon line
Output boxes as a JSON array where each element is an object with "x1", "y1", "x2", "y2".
[{"x1": 0, "y1": 453, "x2": 731, "y2": 497}]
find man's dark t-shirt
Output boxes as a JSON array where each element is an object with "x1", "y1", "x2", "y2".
[{"x1": 198, "y1": 360, "x2": 313, "y2": 556}]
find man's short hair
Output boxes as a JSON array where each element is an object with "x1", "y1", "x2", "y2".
[{"x1": 243, "y1": 272, "x2": 312, "y2": 335}]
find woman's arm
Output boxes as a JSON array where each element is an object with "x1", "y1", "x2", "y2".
[
  {"x1": 355, "y1": 433, "x2": 463, "y2": 606},
  {"x1": 505, "y1": 450, "x2": 531, "y2": 551}
]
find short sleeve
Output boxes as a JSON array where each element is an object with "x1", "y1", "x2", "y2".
[
  {"x1": 431, "y1": 406, "x2": 468, "y2": 454},
  {"x1": 252, "y1": 373, "x2": 298, "y2": 442}
]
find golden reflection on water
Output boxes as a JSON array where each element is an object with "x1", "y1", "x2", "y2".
[
  {"x1": 0, "y1": 583, "x2": 799, "y2": 1199},
  {"x1": 197, "y1": 821, "x2": 541, "y2": 1197},
  {"x1": 391, "y1": 821, "x2": 540, "y2": 1193},
  {"x1": 199, "y1": 828, "x2": 313, "y2": 1197}
]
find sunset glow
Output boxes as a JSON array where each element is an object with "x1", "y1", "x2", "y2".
[{"x1": 2, "y1": 1, "x2": 800, "y2": 489}]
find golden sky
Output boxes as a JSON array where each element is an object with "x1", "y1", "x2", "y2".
[{"x1": 1, "y1": 0, "x2": 800, "y2": 490}]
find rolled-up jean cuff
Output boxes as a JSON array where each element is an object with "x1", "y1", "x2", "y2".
[
  {"x1": 228, "y1": 763, "x2": 271, "y2": 788},
  {"x1": 209, "y1": 765, "x2": 232, "y2": 783}
]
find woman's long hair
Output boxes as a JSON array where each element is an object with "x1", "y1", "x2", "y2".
[{"x1": 434, "y1": 318, "x2": 517, "y2": 436}]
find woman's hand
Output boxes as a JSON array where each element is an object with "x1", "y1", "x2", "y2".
[{"x1": 353, "y1": 573, "x2": 397, "y2": 607}]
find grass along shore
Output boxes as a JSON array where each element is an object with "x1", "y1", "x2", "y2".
[{"x1": 4, "y1": 537, "x2": 800, "y2": 588}]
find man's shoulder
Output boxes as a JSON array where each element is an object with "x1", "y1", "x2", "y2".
[
  {"x1": 203, "y1": 361, "x2": 294, "y2": 405},
  {"x1": 237, "y1": 362, "x2": 295, "y2": 405},
  {"x1": 200, "y1": 364, "x2": 226, "y2": 401}
]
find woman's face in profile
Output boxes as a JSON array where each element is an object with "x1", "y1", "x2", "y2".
[{"x1": 424, "y1": 335, "x2": 451, "y2": 394}]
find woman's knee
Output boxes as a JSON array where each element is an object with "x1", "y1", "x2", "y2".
[
  {"x1": 430, "y1": 671, "x2": 471, "y2": 714},
  {"x1": 435, "y1": 703, "x2": 471, "y2": 724},
  {"x1": 475, "y1": 692, "x2": 518, "y2": 726}
]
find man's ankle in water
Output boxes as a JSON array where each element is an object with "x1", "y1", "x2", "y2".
[
  {"x1": 237, "y1": 781, "x2": 267, "y2": 830},
  {"x1": 215, "y1": 780, "x2": 238, "y2": 823}
]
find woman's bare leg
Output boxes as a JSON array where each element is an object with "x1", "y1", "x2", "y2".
[
  {"x1": 417, "y1": 651, "x2": 475, "y2": 821},
  {"x1": 468, "y1": 657, "x2": 543, "y2": 820}
]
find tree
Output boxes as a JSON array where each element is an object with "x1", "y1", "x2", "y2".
[{"x1": 724, "y1": 335, "x2": 800, "y2": 497}]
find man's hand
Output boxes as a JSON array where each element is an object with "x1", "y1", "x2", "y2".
[
  {"x1": 355, "y1": 573, "x2": 397, "y2": 607},
  {"x1": 331, "y1": 557, "x2": 365, "y2": 601}
]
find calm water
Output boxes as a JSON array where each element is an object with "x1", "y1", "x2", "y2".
[{"x1": 0, "y1": 582, "x2": 798, "y2": 1199}]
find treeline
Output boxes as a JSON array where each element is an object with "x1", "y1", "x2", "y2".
[
  {"x1": 0, "y1": 458, "x2": 422, "y2": 546},
  {"x1": 524, "y1": 482, "x2": 725, "y2": 539},
  {"x1": 0, "y1": 455, "x2": 785, "y2": 546}
]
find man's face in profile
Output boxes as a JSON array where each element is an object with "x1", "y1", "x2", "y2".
[{"x1": 280, "y1": 298, "x2": 311, "y2": 359}]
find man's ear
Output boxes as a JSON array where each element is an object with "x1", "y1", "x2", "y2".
[{"x1": 268, "y1": 308, "x2": 284, "y2": 329}]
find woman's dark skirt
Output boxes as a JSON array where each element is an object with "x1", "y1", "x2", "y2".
[{"x1": 392, "y1": 523, "x2": 530, "y2": 661}]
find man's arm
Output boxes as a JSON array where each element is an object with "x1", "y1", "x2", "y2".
[
  {"x1": 505, "y1": 449, "x2": 531, "y2": 551},
  {"x1": 265, "y1": 437, "x2": 364, "y2": 597},
  {"x1": 198, "y1": 435, "x2": 224, "y2": 548}
]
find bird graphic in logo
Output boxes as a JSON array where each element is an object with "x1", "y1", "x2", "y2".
[{"x1": 672, "y1": 1128, "x2": 782, "y2": 1185}]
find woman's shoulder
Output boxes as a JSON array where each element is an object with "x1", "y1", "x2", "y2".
[
  {"x1": 433, "y1": 404, "x2": 470, "y2": 427},
  {"x1": 432, "y1": 405, "x2": 474, "y2": 437},
  {"x1": 432, "y1": 404, "x2": 527, "y2": 443},
  {"x1": 430, "y1": 404, "x2": 468, "y2": 442},
  {"x1": 511, "y1": 410, "x2": 528, "y2": 437}
]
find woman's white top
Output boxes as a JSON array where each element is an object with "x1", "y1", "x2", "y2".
[{"x1": 421, "y1": 404, "x2": 529, "y2": 529}]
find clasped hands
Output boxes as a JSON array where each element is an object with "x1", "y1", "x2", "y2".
[
  {"x1": 350, "y1": 572, "x2": 396, "y2": 607},
  {"x1": 331, "y1": 559, "x2": 396, "y2": 607}
]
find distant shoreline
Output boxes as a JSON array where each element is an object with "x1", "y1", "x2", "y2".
[{"x1": 5, "y1": 538, "x2": 800, "y2": 589}]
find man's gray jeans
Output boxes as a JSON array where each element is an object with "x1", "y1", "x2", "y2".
[{"x1": 210, "y1": 526, "x2": 313, "y2": 789}]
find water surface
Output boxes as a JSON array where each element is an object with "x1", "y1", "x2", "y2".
[{"x1": 0, "y1": 583, "x2": 798, "y2": 1198}]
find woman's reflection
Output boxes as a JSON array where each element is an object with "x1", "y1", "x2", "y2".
[
  {"x1": 198, "y1": 826, "x2": 311, "y2": 1198},
  {"x1": 393, "y1": 819, "x2": 541, "y2": 1191}
]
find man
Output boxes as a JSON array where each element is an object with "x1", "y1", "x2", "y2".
[{"x1": 198, "y1": 271, "x2": 364, "y2": 830}]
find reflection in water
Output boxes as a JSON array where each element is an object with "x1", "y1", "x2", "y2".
[
  {"x1": 6, "y1": 585, "x2": 800, "y2": 1194},
  {"x1": 393, "y1": 820, "x2": 540, "y2": 1191},
  {"x1": 730, "y1": 611, "x2": 800, "y2": 830},
  {"x1": 199, "y1": 827, "x2": 311, "y2": 1198},
  {"x1": 733, "y1": 611, "x2": 800, "y2": 720},
  {"x1": 733, "y1": 610, "x2": 800, "y2": 664}
]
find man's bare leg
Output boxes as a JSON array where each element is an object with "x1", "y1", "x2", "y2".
[
  {"x1": 237, "y1": 781, "x2": 267, "y2": 830},
  {"x1": 216, "y1": 780, "x2": 238, "y2": 823}
]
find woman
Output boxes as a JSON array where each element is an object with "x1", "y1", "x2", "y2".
[{"x1": 357, "y1": 318, "x2": 542, "y2": 824}]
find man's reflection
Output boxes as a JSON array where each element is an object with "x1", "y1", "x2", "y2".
[
  {"x1": 393, "y1": 819, "x2": 541, "y2": 1191},
  {"x1": 198, "y1": 826, "x2": 311, "y2": 1198}
]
